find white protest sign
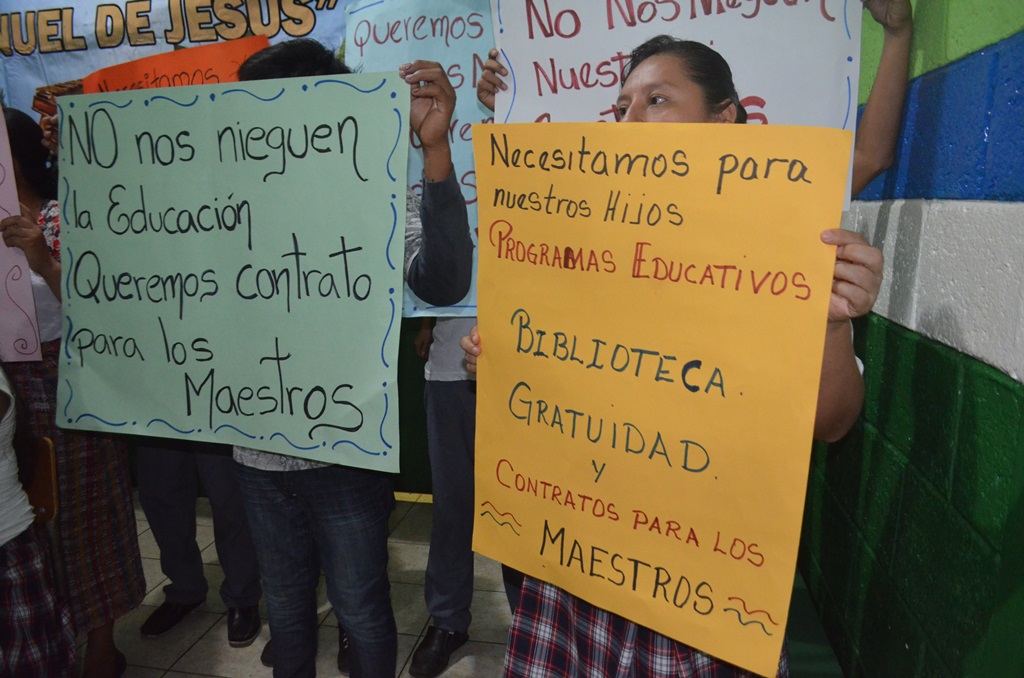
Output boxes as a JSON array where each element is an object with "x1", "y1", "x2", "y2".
[{"x1": 490, "y1": 0, "x2": 862, "y2": 132}]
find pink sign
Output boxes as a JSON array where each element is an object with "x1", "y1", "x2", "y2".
[{"x1": 0, "y1": 113, "x2": 41, "y2": 362}]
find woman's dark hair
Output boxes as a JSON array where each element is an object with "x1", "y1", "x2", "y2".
[
  {"x1": 623, "y1": 35, "x2": 747, "y2": 124},
  {"x1": 238, "y1": 38, "x2": 350, "y2": 81},
  {"x1": 4, "y1": 107, "x2": 58, "y2": 200}
]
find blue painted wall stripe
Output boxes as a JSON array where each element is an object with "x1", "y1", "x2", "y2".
[{"x1": 856, "y1": 30, "x2": 1024, "y2": 202}]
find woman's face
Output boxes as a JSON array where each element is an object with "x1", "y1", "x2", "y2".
[{"x1": 616, "y1": 53, "x2": 734, "y2": 124}]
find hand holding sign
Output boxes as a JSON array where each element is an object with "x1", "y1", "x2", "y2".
[
  {"x1": 401, "y1": 60, "x2": 458, "y2": 181},
  {"x1": 475, "y1": 48, "x2": 507, "y2": 113},
  {"x1": 460, "y1": 324, "x2": 481, "y2": 374},
  {"x1": 40, "y1": 115, "x2": 59, "y2": 157},
  {"x1": 1, "y1": 205, "x2": 61, "y2": 300},
  {"x1": 821, "y1": 228, "x2": 884, "y2": 323}
]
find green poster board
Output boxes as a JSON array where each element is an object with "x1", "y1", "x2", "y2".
[{"x1": 56, "y1": 73, "x2": 410, "y2": 472}]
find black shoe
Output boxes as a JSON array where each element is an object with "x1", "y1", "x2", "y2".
[
  {"x1": 409, "y1": 626, "x2": 469, "y2": 678},
  {"x1": 227, "y1": 606, "x2": 262, "y2": 647},
  {"x1": 337, "y1": 626, "x2": 350, "y2": 674},
  {"x1": 140, "y1": 599, "x2": 204, "y2": 637},
  {"x1": 260, "y1": 627, "x2": 347, "y2": 671}
]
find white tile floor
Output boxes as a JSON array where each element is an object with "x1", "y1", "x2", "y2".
[
  {"x1": 95, "y1": 493, "x2": 840, "y2": 677},
  {"x1": 104, "y1": 494, "x2": 511, "y2": 677}
]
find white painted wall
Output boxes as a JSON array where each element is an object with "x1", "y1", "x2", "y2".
[{"x1": 846, "y1": 200, "x2": 1024, "y2": 381}]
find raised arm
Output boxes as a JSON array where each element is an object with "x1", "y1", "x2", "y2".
[
  {"x1": 401, "y1": 59, "x2": 458, "y2": 182},
  {"x1": 400, "y1": 60, "x2": 474, "y2": 306},
  {"x1": 852, "y1": 0, "x2": 913, "y2": 196}
]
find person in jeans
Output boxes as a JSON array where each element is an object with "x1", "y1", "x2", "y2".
[{"x1": 232, "y1": 38, "x2": 473, "y2": 678}]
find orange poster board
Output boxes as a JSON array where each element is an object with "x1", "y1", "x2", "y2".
[
  {"x1": 83, "y1": 35, "x2": 269, "y2": 93},
  {"x1": 472, "y1": 122, "x2": 852, "y2": 676}
]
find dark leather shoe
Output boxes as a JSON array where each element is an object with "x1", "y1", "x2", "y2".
[
  {"x1": 140, "y1": 599, "x2": 204, "y2": 637},
  {"x1": 409, "y1": 625, "x2": 469, "y2": 678},
  {"x1": 337, "y1": 626, "x2": 350, "y2": 674},
  {"x1": 227, "y1": 606, "x2": 261, "y2": 647},
  {"x1": 260, "y1": 628, "x2": 347, "y2": 671}
]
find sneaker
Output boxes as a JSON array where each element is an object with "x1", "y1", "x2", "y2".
[{"x1": 409, "y1": 625, "x2": 469, "y2": 678}]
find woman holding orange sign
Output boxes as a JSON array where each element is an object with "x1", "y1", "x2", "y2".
[{"x1": 466, "y1": 0, "x2": 910, "y2": 673}]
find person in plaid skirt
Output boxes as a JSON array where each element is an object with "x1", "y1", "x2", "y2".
[{"x1": 0, "y1": 367, "x2": 76, "y2": 677}]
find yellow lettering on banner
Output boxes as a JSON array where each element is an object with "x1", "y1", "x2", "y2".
[
  {"x1": 62, "y1": 8, "x2": 88, "y2": 51},
  {"x1": 212, "y1": 0, "x2": 248, "y2": 41},
  {"x1": 158, "y1": 0, "x2": 317, "y2": 44},
  {"x1": 280, "y1": 0, "x2": 316, "y2": 38},
  {"x1": 245, "y1": 0, "x2": 281, "y2": 38},
  {"x1": 95, "y1": 6, "x2": 126, "y2": 49},
  {"x1": 2, "y1": 11, "x2": 36, "y2": 55},
  {"x1": 4, "y1": 8, "x2": 89, "y2": 56},
  {"x1": 0, "y1": 15, "x2": 11, "y2": 56},
  {"x1": 126, "y1": 0, "x2": 156, "y2": 46},
  {"x1": 0, "y1": 1, "x2": 326, "y2": 56},
  {"x1": 165, "y1": 0, "x2": 185, "y2": 43},
  {"x1": 185, "y1": 0, "x2": 218, "y2": 43},
  {"x1": 37, "y1": 9, "x2": 62, "y2": 53},
  {"x1": 472, "y1": 122, "x2": 851, "y2": 678}
]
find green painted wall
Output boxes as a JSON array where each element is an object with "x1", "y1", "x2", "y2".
[
  {"x1": 395, "y1": 318, "x2": 433, "y2": 493},
  {"x1": 800, "y1": 314, "x2": 1024, "y2": 676},
  {"x1": 807, "y1": 6, "x2": 1024, "y2": 673},
  {"x1": 859, "y1": 1, "x2": 1024, "y2": 102}
]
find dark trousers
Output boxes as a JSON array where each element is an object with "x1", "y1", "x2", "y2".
[
  {"x1": 423, "y1": 380, "x2": 477, "y2": 633},
  {"x1": 137, "y1": 440, "x2": 261, "y2": 608},
  {"x1": 424, "y1": 380, "x2": 523, "y2": 629}
]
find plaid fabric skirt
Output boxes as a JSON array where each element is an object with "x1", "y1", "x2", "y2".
[
  {"x1": 0, "y1": 525, "x2": 76, "y2": 677},
  {"x1": 3, "y1": 340, "x2": 144, "y2": 634},
  {"x1": 504, "y1": 577, "x2": 788, "y2": 678}
]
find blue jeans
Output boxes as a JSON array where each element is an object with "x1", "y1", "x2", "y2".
[{"x1": 235, "y1": 463, "x2": 396, "y2": 678}]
